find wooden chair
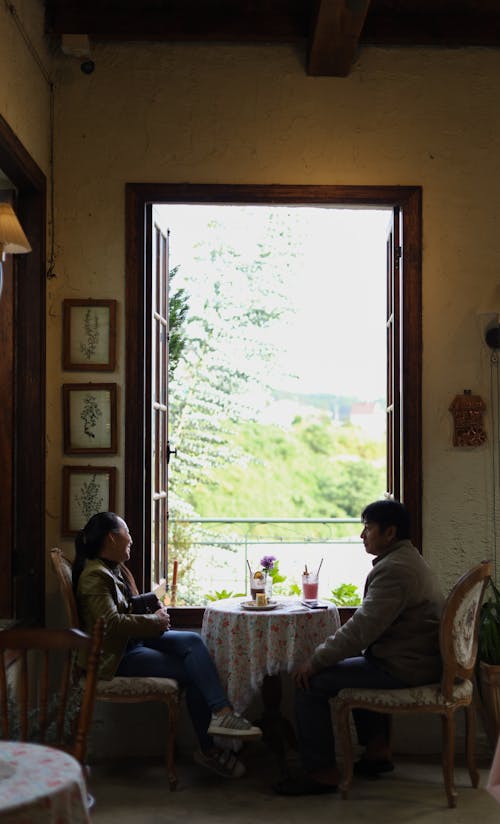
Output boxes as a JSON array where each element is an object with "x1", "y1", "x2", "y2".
[
  {"x1": 50, "y1": 548, "x2": 180, "y2": 790},
  {"x1": 334, "y1": 559, "x2": 492, "y2": 808},
  {"x1": 0, "y1": 620, "x2": 103, "y2": 766}
]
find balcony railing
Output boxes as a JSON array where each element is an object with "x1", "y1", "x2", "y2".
[{"x1": 167, "y1": 517, "x2": 371, "y2": 606}]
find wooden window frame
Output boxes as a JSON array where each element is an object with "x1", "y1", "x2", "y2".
[
  {"x1": 125, "y1": 184, "x2": 422, "y2": 622},
  {"x1": 0, "y1": 114, "x2": 46, "y2": 624}
]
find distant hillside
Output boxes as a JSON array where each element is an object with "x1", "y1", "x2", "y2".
[
  {"x1": 271, "y1": 390, "x2": 385, "y2": 422},
  {"x1": 185, "y1": 416, "x2": 386, "y2": 536}
]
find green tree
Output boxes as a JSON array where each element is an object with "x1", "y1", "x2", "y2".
[
  {"x1": 168, "y1": 265, "x2": 189, "y2": 381},
  {"x1": 168, "y1": 212, "x2": 298, "y2": 508}
]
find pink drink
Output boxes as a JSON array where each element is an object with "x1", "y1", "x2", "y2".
[
  {"x1": 302, "y1": 572, "x2": 319, "y2": 601},
  {"x1": 302, "y1": 581, "x2": 319, "y2": 600}
]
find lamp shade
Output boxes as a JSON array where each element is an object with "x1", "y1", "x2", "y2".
[{"x1": 0, "y1": 203, "x2": 31, "y2": 255}]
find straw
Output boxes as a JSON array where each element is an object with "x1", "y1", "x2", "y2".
[
  {"x1": 316, "y1": 558, "x2": 324, "y2": 577},
  {"x1": 247, "y1": 560, "x2": 253, "y2": 580}
]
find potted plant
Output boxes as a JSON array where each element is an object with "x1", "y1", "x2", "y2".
[{"x1": 478, "y1": 577, "x2": 500, "y2": 747}]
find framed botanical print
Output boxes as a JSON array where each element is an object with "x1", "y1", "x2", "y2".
[
  {"x1": 63, "y1": 383, "x2": 117, "y2": 454},
  {"x1": 62, "y1": 465, "x2": 117, "y2": 535},
  {"x1": 63, "y1": 299, "x2": 117, "y2": 371}
]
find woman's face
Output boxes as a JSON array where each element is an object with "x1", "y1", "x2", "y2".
[{"x1": 102, "y1": 518, "x2": 132, "y2": 564}]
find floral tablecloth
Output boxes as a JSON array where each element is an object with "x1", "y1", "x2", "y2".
[
  {"x1": 0, "y1": 741, "x2": 90, "y2": 823},
  {"x1": 201, "y1": 597, "x2": 340, "y2": 712}
]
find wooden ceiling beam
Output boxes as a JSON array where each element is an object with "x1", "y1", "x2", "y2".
[
  {"x1": 308, "y1": 0, "x2": 372, "y2": 77},
  {"x1": 45, "y1": 2, "x2": 309, "y2": 42}
]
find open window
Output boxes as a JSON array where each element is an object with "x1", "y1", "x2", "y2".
[{"x1": 125, "y1": 185, "x2": 421, "y2": 603}]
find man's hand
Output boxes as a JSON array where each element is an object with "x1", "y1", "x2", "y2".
[
  {"x1": 293, "y1": 659, "x2": 316, "y2": 690},
  {"x1": 154, "y1": 606, "x2": 171, "y2": 632}
]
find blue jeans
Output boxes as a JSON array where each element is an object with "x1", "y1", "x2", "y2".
[
  {"x1": 295, "y1": 655, "x2": 408, "y2": 774},
  {"x1": 116, "y1": 631, "x2": 229, "y2": 752}
]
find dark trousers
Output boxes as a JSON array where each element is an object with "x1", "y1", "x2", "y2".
[
  {"x1": 295, "y1": 655, "x2": 408, "y2": 773},
  {"x1": 116, "y1": 631, "x2": 229, "y2": 752}
]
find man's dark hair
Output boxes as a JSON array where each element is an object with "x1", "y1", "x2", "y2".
[{"x1": 361, "y1": 499, "x2": 411, "y2": 540}]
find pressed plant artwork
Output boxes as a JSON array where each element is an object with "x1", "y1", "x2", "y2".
[
  {"x1": 63, "y1": 383, "x2": 117, "y2": 454},
  {"x1": 63, "y1": 299, "x2": 116, "y2": 371}
]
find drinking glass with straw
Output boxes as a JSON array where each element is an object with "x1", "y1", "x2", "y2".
[
  {"x1": 301, "y1": 558, "x2": 323, "y2": 602},
  {"x1": 248, "y1": 560, "x2": 265, "y2": 600}
]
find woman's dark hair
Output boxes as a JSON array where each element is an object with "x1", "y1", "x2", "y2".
[
  {"x1": 361, "y1": 499, "x2": 411, "y2": 540},
  {"x1": 73, "y1": 511, "x2": 123, "y2": 592}
]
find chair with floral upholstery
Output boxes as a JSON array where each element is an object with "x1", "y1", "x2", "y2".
[
  {"x1": 50, "y1": 547, "x2": 180, "y2": 790},
  {"x1": 334, "y1": 559, "x2": 492, "y2": 808}
]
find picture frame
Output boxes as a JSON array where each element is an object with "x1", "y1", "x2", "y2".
[
  {"x1": 62, "y1": 465, "x2": 117, "y2": 535},
  {"x1": 63, "y1": 299, "x2": 117, "y2": 371},
  {"x1": 63, "y1": 383, "x2": 117, "y2": 454}
]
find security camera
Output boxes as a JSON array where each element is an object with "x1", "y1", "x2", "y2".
[{"x1": 80, "y1": 60, "x2": 95, "y2": 75}]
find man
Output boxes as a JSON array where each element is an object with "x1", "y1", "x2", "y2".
[{"x1": 275, "y1": 499, "x2": 444, "y2": 796}]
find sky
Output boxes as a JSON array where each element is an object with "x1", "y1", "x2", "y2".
[{"x1": 157, "y1": 203, "x2": 390, "y2": 401}]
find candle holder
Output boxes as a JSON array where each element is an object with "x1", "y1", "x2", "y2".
[{"x1": 170, "y1": 584, "x2": 177, "y2": 607}]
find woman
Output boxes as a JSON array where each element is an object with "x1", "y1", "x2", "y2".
[{"x1": 73, "y1": 511, "x2": 261, "y2": 779}]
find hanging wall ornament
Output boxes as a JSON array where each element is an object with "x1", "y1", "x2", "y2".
[{"x1": 449, "y1": 390, "x2": 486, "y2": 447}]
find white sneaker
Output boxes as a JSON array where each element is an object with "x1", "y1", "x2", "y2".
[
  {"x1": 208, "y1": 711, "x2": 262, "y2": 738},
  {"x1": 193, "y1": 749, "x2": 246, "y2": 779}
]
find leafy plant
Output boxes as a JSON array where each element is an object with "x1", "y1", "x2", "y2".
[
  {"x1": 478, "y1": 578, "x2": 500, "y2": 665},
  {"x1": 268, "y1": 560, "x2": 286, "y2": 586},
  {"x1": 206, "y1": 589, "x2": 245, "y2": 601},
  {"x1": 329, "y1": 582, "x2": 362, "y2": 607},
  {"x1": 168, "y1": 265, "x2": 189, "y2": 381}
]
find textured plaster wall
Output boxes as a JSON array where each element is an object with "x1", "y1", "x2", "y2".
[
  {"x1": 47, "y1": 42, "x2": 500, "y2": 594},
  {"x1": 0, "y1": 0, "x2": 51, "y2": 175}
]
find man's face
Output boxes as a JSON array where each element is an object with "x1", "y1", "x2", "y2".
[{"x1": 360, "y1": 520, "x2": 396, "y2": 556}]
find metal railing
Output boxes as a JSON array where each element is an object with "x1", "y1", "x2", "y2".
[{"x1": 168, "y1": 516, "x2": 370, "y2": 605}]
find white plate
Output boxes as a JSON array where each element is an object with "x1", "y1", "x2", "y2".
[{"x1": 240, "y1": 600, "x2": 280, "y2": 611}]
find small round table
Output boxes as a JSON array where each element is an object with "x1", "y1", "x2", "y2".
[
  {"x1": 0, "y1": 741, "x2": 90, "y2": 823},
  {"x1": 202, "y1": 597, "x2": 340, "y2": 713}
]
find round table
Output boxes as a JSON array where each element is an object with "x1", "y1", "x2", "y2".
[
  {"x1": 201, "y1": 596, "x2": 340, "y2": 713},
  {"x1": 0, "y1": 741, "x2": 90, "y2": 823}
]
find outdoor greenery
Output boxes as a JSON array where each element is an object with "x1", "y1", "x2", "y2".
[
  {"x1": 186, "y1": 416, "x2": 385, "y2": 538},
  {"x1": 166, "y1": 209, "x2": 384, "y2": 602},
  {"x1": 329, "y1": 583, "x2": 362, "y2": 606},
  {"x1": 167, "y1": 213, "x2": 295, "y2": 513},
  {"x1": 479, "y1": 577, "x2": 500, "y2": 665}
]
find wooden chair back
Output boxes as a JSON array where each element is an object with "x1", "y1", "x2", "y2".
[
  {"x1": 51, "y1": 548, "x2": 81, "y2": 628},
  {"x1": 51, "y1": 547, "x2": 140, "y2": 628},
  {"x1": 440, "y1": 559, "x2": 492, "y2": 700},
  {"x1": 0, "y1": 620, "x2": 103, "y2": 764}
]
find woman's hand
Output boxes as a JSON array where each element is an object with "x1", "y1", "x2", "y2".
[{"x1": 154, "y1": 606, "x2": 171, "y2": 632}]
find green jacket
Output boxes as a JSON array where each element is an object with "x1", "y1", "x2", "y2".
[
  {"x1": 311, "y1": 540, "x2": 445, "y2": 685},
  {"x1": 77, "y1": 558, "x2": 163, "y2": 679}
]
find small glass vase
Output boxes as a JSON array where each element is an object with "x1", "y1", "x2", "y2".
[{"x1": 265, "y1": 572, "x2": 273, "y2": 601}]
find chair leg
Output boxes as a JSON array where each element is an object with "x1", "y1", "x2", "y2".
[
  {"x1": 336, "y1": 702, "x2": 354, "y2": 800},
  {"x1": 165, "y1": 699, "x2": 178, "y2": 791},
  {"x1": 465, "y1": 703, "x2": 479, "y2": 788},
  {"x1": 441, "y1": 711, "x2": 458, "y2": 808}
]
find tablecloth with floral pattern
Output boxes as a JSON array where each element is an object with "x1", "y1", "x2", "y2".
[
  {"x1": 0, "y1": 741, "x2": 90, "y2": 823},
  {"x1": 201, "y1": 597, "x2": 340, "y2": 712}
]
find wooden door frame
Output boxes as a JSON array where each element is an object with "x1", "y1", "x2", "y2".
[
  {"x1": 125, "y1": 183, "x2": 422, "y2": 592},
  {"x1": 0, "y1": 114, "x2": 46, "y2": 623}
]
